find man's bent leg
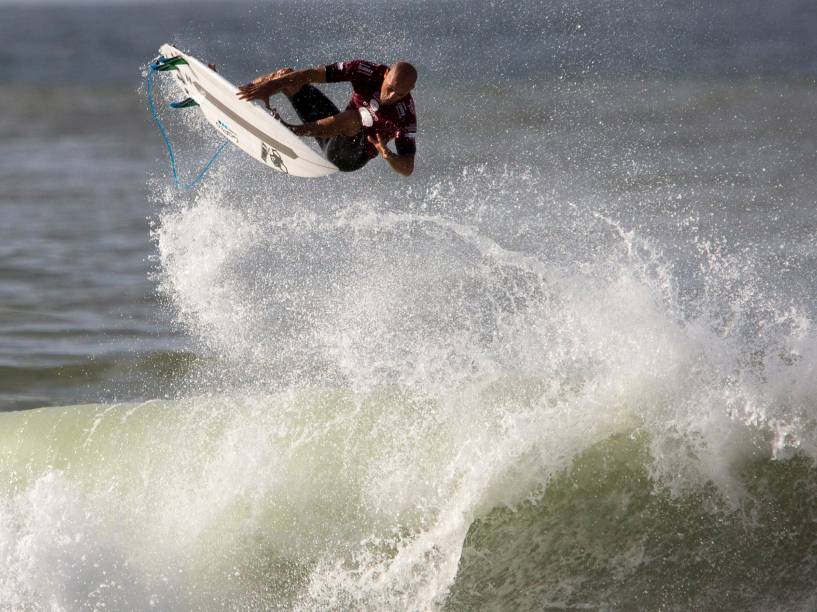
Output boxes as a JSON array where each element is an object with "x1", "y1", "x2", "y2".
[
  {"x1": 325, "y1": 132, "x2": 370, "y2": 172},
  {"x1": 288, "y1": 85, "x2": 340, "y2": 150},
  {"x1": 287, "y1": 86, "x2": 368, "y2": 171}
]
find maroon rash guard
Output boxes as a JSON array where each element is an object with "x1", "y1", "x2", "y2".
[{"x1": 325, "y1": 60, "x2": 417, "y2": 159}]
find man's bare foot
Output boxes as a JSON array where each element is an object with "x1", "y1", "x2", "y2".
[{"x1": 270, "y1": 108, "x2": 298, "y2": 131}]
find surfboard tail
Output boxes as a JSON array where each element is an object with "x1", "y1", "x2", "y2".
[
  {"x1": 170, "y1": 97, "x2": 199, "y2": 109},
  {"x1": 151, "y1": 55, "x2": 188, "y2": 72}
]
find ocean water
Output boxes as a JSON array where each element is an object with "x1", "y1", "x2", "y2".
[{"x1": 1, "y1": 0, "x2": 817, "y2": 609}]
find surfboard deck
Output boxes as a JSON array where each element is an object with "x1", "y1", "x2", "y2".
[{"x1": 157, "y1": 44, "x2": 338, "y2": 178}]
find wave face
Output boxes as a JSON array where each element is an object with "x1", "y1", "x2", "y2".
[{"x1": 4, "y1": 154, "x2": 817, "y2": 609}]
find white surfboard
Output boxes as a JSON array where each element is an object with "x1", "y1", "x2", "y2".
[{"x1": 157, "y1": 44, "x2": 338, "y2": 178}]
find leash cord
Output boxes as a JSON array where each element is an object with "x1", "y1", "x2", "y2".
[{"x1": 146, "y1": 63, "x2": 229, "y2": 190}]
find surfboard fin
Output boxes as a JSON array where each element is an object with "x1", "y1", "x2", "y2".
[
  {"x1": 170, "y1": 97, "x2": 199, "y2": 109},
  {"x1": 151, "y1": 55, "x2": 188, "y2": 72}
]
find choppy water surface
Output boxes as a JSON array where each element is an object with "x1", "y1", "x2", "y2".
[{"x1": 1, "y1": 0, "x2": 816, "y2": 609}]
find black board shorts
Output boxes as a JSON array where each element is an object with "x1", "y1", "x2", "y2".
[{"x1": 288, "y1": 86, "x2": 370, "y2": 173}]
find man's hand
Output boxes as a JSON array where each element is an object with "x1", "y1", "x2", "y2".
[
  {"x1": 237, "y1": 74, "x2": 289, "y2": 108},
  {"x1": 237, "y1": 67, "x2": 326, "y2": 107},
  {"x1": 367, "y1": 133, "x2": 414, "y2": 176},
  {"x1": 367, "y1": 133, "x2": 391, "y2": 159}
]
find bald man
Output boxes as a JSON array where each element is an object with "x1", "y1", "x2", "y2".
[{"x1": 237, "y1": 60, "x2": 417, "y2": 176}]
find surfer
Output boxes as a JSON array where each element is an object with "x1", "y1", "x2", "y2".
[{"x1": 236, "y1": 61, "x2": 417, "y2": 176}]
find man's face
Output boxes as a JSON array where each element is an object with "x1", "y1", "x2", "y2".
[{"x1": 380, "y1": 68, "x2": 414, "y2": 106}]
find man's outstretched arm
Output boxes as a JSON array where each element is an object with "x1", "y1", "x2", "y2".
[
  {"x1": 289, "y1": 109, "x2": 363, "y2": 139},
  {"x1": 237, "y1": 67, "x2": 327, "y2": 102}
]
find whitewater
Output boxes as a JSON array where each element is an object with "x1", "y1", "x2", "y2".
[{"x1": 4, "y1": 156, "x2": 817, "y2": 608}]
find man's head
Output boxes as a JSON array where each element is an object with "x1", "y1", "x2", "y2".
[{"x1": 380, "y1": 61, "x2": 417, "y2": 106}]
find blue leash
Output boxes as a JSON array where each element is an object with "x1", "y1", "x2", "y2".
[{"x1": 147, "y1": 60, "x2": 230, "y2": 190}]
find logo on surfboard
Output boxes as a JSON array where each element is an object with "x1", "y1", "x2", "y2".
[
  {"x1": 261, "y1": 142, "x2": 288, "y2": 173},
  {"x1": 216, "y1": 119, "x2": 239, "y2": 143}
]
